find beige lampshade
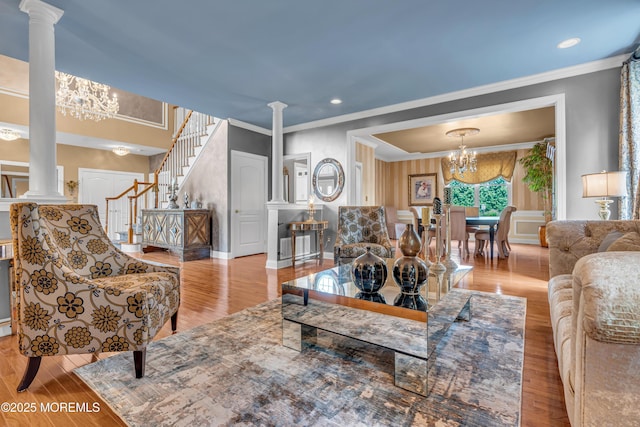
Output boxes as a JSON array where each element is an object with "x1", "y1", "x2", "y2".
[{"x1": 581, "y1": 171, "x2": 628, "y2": 198}]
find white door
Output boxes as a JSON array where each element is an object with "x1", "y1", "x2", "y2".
[
  {"x1": 231, "y1": 151, "x2": 267, "y2": 257},
  {"x1": 78, "y1": 169, "x2": 145, "y2": 239},
  {"x1": 294, "y1": 162, "x2": 308, "y2": 202},
  {"x1": 355, "y1": 161, "x2": 363, "y2": 205}
]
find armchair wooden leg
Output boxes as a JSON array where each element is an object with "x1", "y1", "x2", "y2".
[
  {"x1": 171, "y1": 311, "x2": 178, "y2": 333},
  {"x1": 17, "y1": 356, "x2": 41, "y2": 392},
  {"x1": 134, "y1": 349, "x2": 146, "y2": 379}
]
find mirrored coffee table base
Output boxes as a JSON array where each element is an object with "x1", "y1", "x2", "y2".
[{"x1": 281, "y1": 262, "x2": 472, "y2": 396}]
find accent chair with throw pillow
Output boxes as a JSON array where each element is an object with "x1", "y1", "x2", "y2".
[{"x1": 333, "y1": 206, "x2": 394, "y2": 265}]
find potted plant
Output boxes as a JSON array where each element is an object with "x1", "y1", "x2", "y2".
[{"x1": 519, "y1": 140, "x2": 554, "y2": 246}]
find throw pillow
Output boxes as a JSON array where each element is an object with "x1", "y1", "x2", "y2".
[
  {"x1": 598, "y1": 231, "x2": 624, "y2": 252},
  {"x1": 606, "y1": 231, "x2": 640, "y2": 252}
]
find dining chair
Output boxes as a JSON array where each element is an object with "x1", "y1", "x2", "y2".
[
  {"x1": 384, "y1": 206, "x2": 406, "y2": 240},
  {"x1": 449, "y1": 206, "x2": 473, "y2": 256},
  {"x1": 474, "y1": 206, "x2": 517, "y2": 258}
]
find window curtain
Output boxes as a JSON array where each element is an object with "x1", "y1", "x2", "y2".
[
  {"x1": 441, "y1": 151, "x2": 517, "y2": 184},
  {"x1": 619, "y1": 50, "x2": 640, "y2": 219}
]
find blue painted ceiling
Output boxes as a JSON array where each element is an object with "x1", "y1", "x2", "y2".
[{"x1": 0, "y1": 0, "x2": 638, "y2": 129}]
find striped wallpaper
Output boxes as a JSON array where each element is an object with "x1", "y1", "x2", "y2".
[{"x1": 374, "y1": 149, "x2": 544, "y2": 211}]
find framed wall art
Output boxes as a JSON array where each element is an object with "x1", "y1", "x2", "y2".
[{"x1": 408, "y1": 173, "x2": 437, "y2": 206}]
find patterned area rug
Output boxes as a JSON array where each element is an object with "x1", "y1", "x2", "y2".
[{"x1": 75, "y1": 290, "x2": 526, "y2": 426}]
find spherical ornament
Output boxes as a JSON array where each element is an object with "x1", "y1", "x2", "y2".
[
  {"x1": 351, "y1": 246, "x2": 388, "y2": 293},
  {"x1": 392, "y1": 256, "x2": 429, "y2": 294}
]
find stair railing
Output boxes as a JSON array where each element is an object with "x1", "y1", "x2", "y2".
[
  {"x1": 105, "y1": 179, "x2": 155, "y2": 240},
  {"x1": 154, "y1": 109, "x2": 215, "y2": 208},
  {"x1": 105, "y1": 107, "x2": 215, "y2": 245}
]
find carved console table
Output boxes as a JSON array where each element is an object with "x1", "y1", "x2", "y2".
[{"x1": 142, "y1": 209, "x2": 211, "y2": 261}]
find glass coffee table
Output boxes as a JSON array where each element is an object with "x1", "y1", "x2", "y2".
[{"x1": 281, "y1": 260, "x2": 472, "y2": 396}]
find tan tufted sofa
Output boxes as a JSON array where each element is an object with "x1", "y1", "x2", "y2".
[{"x1": 546, "y1": 220, "x2": 640, "y2": 426}]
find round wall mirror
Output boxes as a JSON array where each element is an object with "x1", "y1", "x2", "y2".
[{"x1": 312, "y1": 158, "x2": 345, "y2": 202}]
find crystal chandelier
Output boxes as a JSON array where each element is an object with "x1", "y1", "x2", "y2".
[
  {"x1": 55, "y1": 71, "x2": 119, "y2": 121},
  {"x1": 446, "y1": 127, "x2": 479, "y2": 177}
]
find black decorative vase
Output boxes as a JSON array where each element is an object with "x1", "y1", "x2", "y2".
[
  {"x1": 355, "y1": 292, "x2": 387, "y2": 304},
  {"x1": 392, "y1": 255, "x2": 429, "y2": 294},
  {"x1": 393, "y1": 225, "x2": 429, "y2": 309},
  {"x1": 393, "y1": 292, "x2": 428, "y2": 311},
  {"x1": 351, "y1": 246, "x2": 388, "y2": 293}
]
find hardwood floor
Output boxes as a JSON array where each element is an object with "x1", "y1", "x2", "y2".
[{"x1": 0, "y1": 243, "x2": 569, "y2": 426}]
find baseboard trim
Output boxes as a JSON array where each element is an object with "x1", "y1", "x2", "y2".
[
  {"x1": 0, "y1": 321, "x2": 11, "y2": 338},
  {"x1": 211, "y1": 250, "x2": 231, "y2": 259}
]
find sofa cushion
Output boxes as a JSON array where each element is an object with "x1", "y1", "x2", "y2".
[
  {"x1": 597, "y1": 230, "x2": 624, "y2": 252},
  {"x1": 548, "y1": 274, "x2": 574, "y2": 389},
  {"x1": 574, "y1": 252, "x2": 640, "y2": 344},
  {"x1": 606, "y1": 231, "x2": 640, "y2": 252}
]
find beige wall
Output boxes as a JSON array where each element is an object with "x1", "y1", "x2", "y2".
[
  {"x1": 355, "y1": 142, "x2": 375, "y2": 205},
  {"x1": 0, "y1": 138, "x2": 150, "y2": 198},
  {"x1": 376, "y1": 150, "x2": 544, "y2": 211},
  {"x1": 0, "y1": 93, "x2": 175, "y2": 150}
]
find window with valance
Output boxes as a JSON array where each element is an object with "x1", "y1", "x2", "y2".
[{"x1": 441, "y1": 151, "x2": 518, "y2": 184}]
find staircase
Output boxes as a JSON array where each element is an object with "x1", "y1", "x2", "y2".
[
  {"x1": 109, "y1": 107, "x2": 219, "y2": 251},
  {"x1": 154, "y1": 108, "x2": 219, "y2": 208}
]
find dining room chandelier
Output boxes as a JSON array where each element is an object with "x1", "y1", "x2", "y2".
[
  {"x1": 55, "y1": 71, "x2": 119, "y2": 121},
  {"x1": 446, "y1": 127, "x2": 479, "y2": 177}
]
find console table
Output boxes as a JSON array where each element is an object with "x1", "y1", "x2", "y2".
[
  {"x1": 142, "y1": 209, "x2": 211, "y2": 261},
  {"x1": 289, "y1": 220, "x2": 328, "y2": 268}
]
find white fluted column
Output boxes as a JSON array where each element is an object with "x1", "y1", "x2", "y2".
[
  {"x1": 19, "y1": 0, "x2": 65, "y2": 199},
  {"x1": 268, "y1": 101, "x2": 287, "y2": 204}
]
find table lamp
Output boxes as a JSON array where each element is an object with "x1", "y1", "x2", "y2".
[{"x1": 581, "y1": 170, "x2": 628, "y2": 220}]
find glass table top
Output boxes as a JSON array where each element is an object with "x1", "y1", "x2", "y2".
[{"x1": 281, "y1": 259, "x2": 472, "y2": 318}]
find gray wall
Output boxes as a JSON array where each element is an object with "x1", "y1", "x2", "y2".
[
  {"x1": 176, "y1": 122, "x2": 271, "y2": 253},
  {"x1": 284, "y1": 67, "x2": 622, "y2": 248},
  {"x1": 178, "y1": 121, "x2": 229, "y2": 252}
]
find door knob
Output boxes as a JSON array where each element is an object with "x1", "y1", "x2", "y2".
[{"x1": 235, "y1": 210, "x2": 239, "y2": 213}]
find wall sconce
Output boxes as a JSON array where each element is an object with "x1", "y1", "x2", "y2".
[
  {"x1": 0, "y1": 128, "x2": 21, "y2": 141},
  {"x1": 581, "y1": 170, "x2": 628, "y2": 220}
]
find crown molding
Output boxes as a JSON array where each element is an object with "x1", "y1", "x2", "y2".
[
  {"x1": 284, "y1": 54, "x2": 628, "y2": 134},
  {"x1": 228, "y1": 118, "x2": 272, "y2": 136}
]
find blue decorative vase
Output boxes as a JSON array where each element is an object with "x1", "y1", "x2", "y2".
[{"x1": 351, "y1": 246, "x2": 388, "y2": 293}]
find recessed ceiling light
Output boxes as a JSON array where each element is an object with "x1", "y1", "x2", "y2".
[
  {"x1": 330, "y1": 98, "x2": 342, "y2": 105},
  {"x1": 557, "y1": 37, "x2": 581, "y2": 49}
]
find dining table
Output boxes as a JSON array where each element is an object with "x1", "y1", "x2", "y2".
[{"x1": 465, "y1": 216, "x2": 500, "y2": 259}]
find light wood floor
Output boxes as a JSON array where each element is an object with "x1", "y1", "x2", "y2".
[{"x1": 0, "y1": 243, "x2": 569, "y2": 426}]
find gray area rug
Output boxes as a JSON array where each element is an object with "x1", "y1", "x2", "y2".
[{"x1": 75, "y1": 290, "x2": 525, "y2": 426}]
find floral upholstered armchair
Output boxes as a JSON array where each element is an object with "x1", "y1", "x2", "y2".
[
  {"x1": 10, "y1": 203, "x2": 181, "y2": 392},
  {"x1": 333, "y1": 206, "x2": 394, "y2": 265}
]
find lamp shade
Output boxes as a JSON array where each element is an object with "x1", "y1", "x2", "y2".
[{"x1": 581, "y1": 171, "x2": 628, "y2": 198}]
